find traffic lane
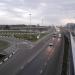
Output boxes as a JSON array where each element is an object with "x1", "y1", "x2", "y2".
[
  {"x1": 45, "y1": 38, "x2": 62, "y2": 64},
  {"x1": 16, "y1": 36, "x2": 61, "y2": 75},
  {"x1": 17, "y1": 45, "x2": 55, "y2": 75},
  {"x1": 43, "y1": 38, "x2": 63, "y2": 75},
  {"x1": 17, "y1": 38, "x2": 62, "y2": 75},
  {"x1": 0, "y1": 35, "x2": 51, "y2": 75},
  {"x1": 0, "y1": 48, "x2": 31, "y2": 75}
]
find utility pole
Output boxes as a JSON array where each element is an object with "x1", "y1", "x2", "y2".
[
  {"x1": 24, "y1": 12, "x2": 27, "y2": 25},
  {"x1": 29, "y1": 13, "x2": 32, "y2": 25},
  {"x1": 42, "y1": 18, "x2": 44, "y2": 26},
  {"x1": 29, "y1": 13, "x2": 32, "y2": 40}
]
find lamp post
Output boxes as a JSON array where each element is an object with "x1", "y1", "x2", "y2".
[
  {"x1": 44, "y1": 16, "x2": 47, "y2": 26},
  {"x1": 24, "y1": 11, "x2": 28, "y2": 25},
  {"x1": 29, "y1": 13, "x2": 32, "y2": 40},
  {"x1": 29, "y1": 13, "x2": 32, "y2": 25},
  {"x1": 24, "y1": 12, "x2": 26, "y2": 25},
  {"x1": 42, "y1": 18, "x2": 43, "y2": 26}
]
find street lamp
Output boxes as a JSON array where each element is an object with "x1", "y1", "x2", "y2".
[
  {"x1": 24, "y1": 12, "x2": 27, "y2": 25},
  {"x1": 41, "y1": 18, "x2": 44, "y2": 26},
  {"x1": 29, "y1": 13, "x2": 32, "y2": 25},
  {"x1": 29, "y1": 13, "x2": 32, "y2": 40},
  {"x1": 44, "y1": 16, "x2": 47, "y2": 26}
]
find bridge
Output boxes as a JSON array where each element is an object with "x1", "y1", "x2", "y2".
[
  {"x1": 0, "y1": 29, "x2": 74, "y2": 75},
  {"x1": 58, "y1": 27, "x2": 75, "y2": 75}
]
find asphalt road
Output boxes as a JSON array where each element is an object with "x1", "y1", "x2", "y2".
[
  {"x1": 43, "y1": 38, "x2": 64, "y2": 75},
  {"x1": 0, "y1": 34, "x2": 53, "y2": 75},
  {"x1": 17, "y1": 37, "x2": 63, "y2": 75}
]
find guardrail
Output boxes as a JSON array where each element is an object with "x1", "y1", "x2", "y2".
[
  {"x1": 63, "y1": 32, "x2": 74, "y2": 75},
  {"x1": 70, "y1": 33, "x2": 75, "y2": 75}
]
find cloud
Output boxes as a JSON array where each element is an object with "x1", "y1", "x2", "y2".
[
  {"x1": 0, "y1": 0, "x2": 75, "y2": 25},
  {"x1": 61, "y1": 18, "x2": 75, "y2": 24}
]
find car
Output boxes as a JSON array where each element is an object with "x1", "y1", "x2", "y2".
[
  {"x1": 49, "y1": 43, "x2": 53, "y2": 47},
  {"x1": 58, "y1": 34, "x2": 61, "y2": 38},
  {"x1": 52, "y1": 33, "x2": 57, "y2": 37}
]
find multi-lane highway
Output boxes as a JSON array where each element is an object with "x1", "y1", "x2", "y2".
[
  {"x1": 0, "y1": 33, "x2": 64, "y2": 75},
  {"x1": 17, "y1": 35, "x2": 63, "y2": 75}
]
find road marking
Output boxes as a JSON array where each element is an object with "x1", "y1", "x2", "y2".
[
  {"x1": 12, "y1": 51, "x2": 15, "y2": 55},
  {"x1": 0, "y1": 61, "x2": 3, "y2": 64},
  {"x1": 58, "y1": 38, "x2": 60, "y2": 41},
  {"x1": 26, "y1": 39, "x2": 50, "y2": 65},
  {"x1": 4, "y1": 58, "x2": 8, "y2": 62},
  {"x1": 40, "y1": 69, "x2": 43, "y2": 74},
  {"x1": 44, "y1": 62, "x2": 47, "y2": 66},
  {"x1": 48, "y1": 57, "x2": 50, "y2": 60},
  {"x1": 20, "y1": 65, "x2": 24, "y2": 70},
  {"x1": 9, "y1": 54, "x2": 12, "y2": 58}
]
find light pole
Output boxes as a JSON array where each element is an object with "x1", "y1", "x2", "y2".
[
  {"x1": 24, "y1": 11, "x2": 28, "y2": 25},
  {"x1": 42, "y1": 18, "x2": 44, "y2": 26},
  {"x1": 44, "y1": 16, "x2": 47, "y2": 26},
  {"x1": 24, "y1": 12, "x2": 26, "y2": 25},
  {"x1": 29, "y1": 13, "x2": 32, "y2": 40},
  {"x1": 29, "y1": 13, "x2": 32, "y2": 25}
]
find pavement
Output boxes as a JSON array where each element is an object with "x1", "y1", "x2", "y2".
[
  {"x1": 0, "y1": 33, "x2": 52, "y2": 75},
  {"x1": 43, "y1": 37, "x2": 64, "y2": 75},
  {"x1": 0, "y1": 33, "x2": 64, "y2": 75},
  {"x1": 0, "y1": 36, "x2": 34, "y2": 54},
  {"x1": 17, "y1": 36, "x2": 63, "y2": 75}
]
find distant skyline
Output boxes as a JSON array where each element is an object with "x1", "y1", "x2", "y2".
[{"x1": 0, "y1": 0, "x2": 75, "y2": 25}]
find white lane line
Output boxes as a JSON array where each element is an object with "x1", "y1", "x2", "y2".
[
  {"x1": 26, "y1": 40, "x2": 49, "y2": 64},
  {"x1": 12, "y1": 51, "x2": 15, "y2": 55},
  {"x1": 44, "y1": 62, "x2": 47, "y2": 66},
  {"x1": 9, "y1": 54, "x2": 12, "y2": 58},
  {"x1": 0, "y1": 61, "x2": 3, "y2": 64},
  {"x1": 40, "y1": 69, "x2": 43, "y2": 74},
  {"x1": 20, "y1": 65, "x2": 24, "y2": 70},
  {"x1": 58, "y1": 38, "x2": 60, "y2": 41},
  {"x1": 4, "y1": 58, "x2": 8, "y2": 62},
  {"x1": 48, "y1": 57, "x2": 50, "y2": 60}
]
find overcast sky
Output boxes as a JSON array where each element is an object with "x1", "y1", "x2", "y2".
[{"x1": 0, "y1": 0, "x2": 75, "y2": 25}]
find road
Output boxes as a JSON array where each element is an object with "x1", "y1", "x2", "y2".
[
  {"x1": 0, "y1": 36, "x2": 34, "y2": 54},
  {"x1": 17, "y1": 36, "x2": 63, "y2": 75},
  {"x1": 0, "y1": 33, "x2": 53, "y2": 75}
]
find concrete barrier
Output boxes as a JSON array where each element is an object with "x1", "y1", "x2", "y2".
[{"x1": 63, "y1": 32, "x2": 74, "y2": 75}]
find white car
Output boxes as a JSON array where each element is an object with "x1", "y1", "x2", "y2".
[
  {"x1": 58, "y1": 34, "x2": 61, "y2": 38},
  {"x1": 49, "y1": 43, "x2": 53, "y2": 47},
  {"x1": 52, "y1": 33, "x2": 57, "y2": 37}
]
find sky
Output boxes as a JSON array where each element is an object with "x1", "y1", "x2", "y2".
[{"x1": 0, "y1": 0, "x2": 75, "y2": 25}]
